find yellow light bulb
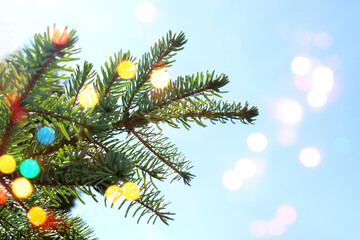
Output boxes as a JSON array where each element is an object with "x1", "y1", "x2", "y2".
[
  {"x1": 78, "y1": 86, "x2": 99, "y2": 108},
  {"x1": 12, "y1": 178, "x2": 33, "y2": 199},
  {"x1": 27, "y1": 206, "x2": 47, "y2": 226},
  {"x1": 117, "y1": 60, "x2": 137, "y2": 80},
  {"x1": 150, "y1": 69, "x2": 170, "y2": 89},
  {"x1": 105, "y1": 185, "x2": 122, "y2": 204},
  {"x1": 121, "y1": 182, "x2": 140, "y2": 201},
  {"x1": 0, "y1": 155, "x2": 16, "y2": 174}
]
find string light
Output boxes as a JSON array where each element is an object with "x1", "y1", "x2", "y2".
[
  {"x1": 37, "y1": 127, "x2": 56, "y2": 145},
  {"x1": 105, "y1": 185, "x2": 122, "y2": 203},
  {"x1": 0, "y1": 184, "x2": 8, "y2": 204},
  {"x1": 51, "y1": 25, "x2": 69, "y2": 45},
  {"x1": 4, "y1": 92, "x2": 21, "y2": 109},
  {"x1": 121, "y1": 182, "x2": 140, "y2": 201},
  {"x1": 150, "y1": 69, "x2": 170, "y2": 89},
  {"x1": 12, "y1": 177, "x2": 33, "y2": 199},
  {"x1": 11, "y1": 107, "x2": 27, "y2": 124},
  {"x1": 27, "y1": 206, "x2": 47, "y2": 226},
  {"x1": 117, "y1": 60, "x2": 137, "y2": 79},
  {"x1": 20, "y1": 159, "x2": 40, "y2": 179},
  {"x1": 0, "y1": 154, "x2": 16, "y2": 174},
  {"x1": 78, "y1": 86, "x2": 99, "y2": 108}
]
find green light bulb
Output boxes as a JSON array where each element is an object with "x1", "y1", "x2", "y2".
[{"x1": 20, "y1": 159, "x2": 40, "y2": 179}]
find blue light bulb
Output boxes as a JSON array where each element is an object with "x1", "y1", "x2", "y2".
[{"x1": 37, "y1": 127, "x2": 55, "y2": 145}]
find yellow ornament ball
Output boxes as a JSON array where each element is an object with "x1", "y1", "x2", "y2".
[
  {"x1": 121, "y1": 182, "x2": 140, "y2": 201},
  {"x1": 27, "y1": 206, "x2": 47, "y2": 226},
  {"x1": 12, "y1": 178, "x2": 33, "y2": 199},
  {"x1": 78, "y1": 86, "x2": 99, "y2": 108},
  {"x1": 150, "y1": 69, "x2": 170, "y2": 89},
  {"x1": 117, "y1": 60, "x2": 137, "y2": 80},
  {"x1": 105, "y1": 185, "x2": 122, "y2": 204},
  {"x1": 0, "y1": 154, "x2": 16, "y2": 174}
]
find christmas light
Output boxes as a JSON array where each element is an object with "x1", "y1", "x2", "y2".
[
  {"x1": 105, "y1": 185, "x2": 122, "y2": 203},
  {"x1": 11, "y1": 107, "x2": 27, "y2": 124},
  {"x1": 4, "y1": 92, "x2": 21, "y2": 109},
  {"x1": 0, "y1": 154, "x2": 16, "y2": 174},
  {"x1": 117, "y1": 60, "x2": 137, "y2": 80},
  {"x1": 78, "y1": 86, "x2": 99, "y2": 108},
  {"x1": 51, "y1": 25, "x2": 69, "y2": 45},
  {"x1": 0, "y1": 184, "x2": 8, "y2": 204},
  {"x1": 150, "y1": 69, "x2": 170, "y2": 89},
  {"x1": 121, "y1": 182, "x2": 140, "y2": 201},
  {"x1": 20, "y1": 159, "x2": 40, "y2": 179},
  {"x1": 12, "y1": 178, "x2": 33, "y2": 199},
  {"x1": 27, "y1": 206, "x2": 47, "y2": 226},
  {"x1": 37, "y1": 127, "x2": 56, "y2": 145}
]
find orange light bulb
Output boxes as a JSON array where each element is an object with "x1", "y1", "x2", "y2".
[
  {"x1": 51, "y1": 25, "x2": 69, "y2": 45},
  {"x1": 27, "y1": 206, "x2": 47, "y2": 226}
]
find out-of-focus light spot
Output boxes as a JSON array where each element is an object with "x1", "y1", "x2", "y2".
[
  {"x1": 276, "y1": 205, "x2": 297, "y2": 225},
  {"x1": 12, "y1": 177, "x2": 33, "y2": 199},
  {"x1": 307, "y1": 90, "x2": 327, "y2": 108},
  {"x1": 0, "y1": 184, "x2": 8, "y2": 204},
  {"x1": 314, "y1": 32, "x2": 333, "y2": 49},
  {"x1": 0, "y1": 154, "x2": 16, "y2": 174},
  {"x1": 299, "y1": 147, "x2": 321, "y2": 168},
  {"x1": 105, "y1": 185, "x2": 123, "y2": 204},
  {"x1": 235, "y1": 158, "x2": 256, "y2": 179},
  {"x1": 37, "y1": 127, "x2": 55, "y2": 145},
  {"x1": 247, "y1": 132, "x2": 267, "y2": 152},
  {"x1": 222, "y1": 170, "x2": 243, "y2": 191},
  {"x1": 11, "y1": 107, "x2": 27, "y2": 124},
  {"x1": 291, "y1": 57, "x2": 311, "y2": 75},
  {"x1": 249, "y1": 220, "x2": 268, "y2": 237},
  {"x1": 268, "y1": 219, "x2": 286, "y2": 236},
  {"x1": 276, "y1": 99, "x2": 303, "y2": 125},
  {"x1": 4, "y1": 92, "x2": 21, "y2": 109},
  {"x1": 78, "y1": 86, "x2": 99, "y2": 108},
  {"x1": 50, "y1": 25, "x2": 69, "y2": 45},
  {"x1": 150, "y1": 69, "x2": 170, "y2": 89},
  {"x1": 294, "y1": 74, "x2": 312, "y2": 92},
  {"x1": 135, "y1": 2, "x2": 156, "y2": 23},
  {"x1": 27, "y1": 206, "x2": 47, "y2": 226},
  {"x1": 277, "y1": 128, "x2": 296, "y2": 146},
  {"x1": 294, "y1": 30, "x2": 311, "y2": 46},
  {"x1": 333, "y1": 137, "x2": 351, "y2": 154},
  {"x1": 20, "y1": 159, "x2": 40, "y2": 179},
  {"x1": 117, "y1": 60, "x2": 137, "y2": 79},
  {"x1": 324, "y1": 55, "x2": 342, "y2": 71},
  {"x1": 312, "y1": 66, "x2": 334, "y2": 93},
  {"x1": 121, "y1": 182, "x2": 141, "y2": 201}
]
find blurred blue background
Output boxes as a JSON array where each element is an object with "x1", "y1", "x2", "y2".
[{"x1": 1, "y1": 0, "x2": 359, "y2": 239}]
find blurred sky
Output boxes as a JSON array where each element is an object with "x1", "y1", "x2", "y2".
[{"x1": 1, "y1": 0, "x2": 359, "y2": 239}]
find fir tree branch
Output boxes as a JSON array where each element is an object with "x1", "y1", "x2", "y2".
[
  {"x1": 0, "y1": 213, "x2": 27, "y2": 239},
  {"x1": 103, "y1": 73, "x2": 118, "y2": 98},
  {"x1": 0, "y1": 177, "x2": 29, "y2": 211},
  {"x1": 28, "y1": 135, "x2": 78, "y2": 158},
  {"x1": 0, "y1": 121, "x2": 13, "y2": 155}
]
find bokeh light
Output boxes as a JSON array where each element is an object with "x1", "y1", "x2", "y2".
[
  {"x1": 307, "y1": 90, "x2": 327, "y2": 108},
  {"x1": 333, "y1": 137, "x2": 351, "y2": 154},
  {"x1": 235, "y1": 159, "x2": 256, "y2": 179},
  {"x1": 27, "y1": 206, "x2": 47, "y2": 226},
  {"x1": 222, "y1": 170, "x2": 243, "y2": 190},
  {"x1": 247, "y1": 132, "x2": 267, "y2": 152},
  {"x1": 4, "y1": 92, "x2": 21, "y2": 109},
  {"x1": 11, "y1": 107, "x2": 27, "y2": 124},
  {"x1": 117, "y1": 60, "x2": 137, "y2": 80},
  {"x1": 291, "y1": 57, "x2": 311, "y2": 75},
  {"x1": 276, "y1": 99, "x2": 303, "y2": 125},
  {"x1": 121, "y1": 182, "x2": 141, "y2": 201},
  {"x1": 0, "y1": 154, "x2": 16, "y2": 174},
  {"x1": 78, "y1": 85, "x2": 99, "y2": 108},
  {"x1": 276, "y1": 205, "x2": 297, "y2": 225},
  {"x1": 294, "y1": 74, "x2": 312, "y2": 92},
  {"x1": 20, "y1": 159, "x2": 40, "y2": 179},
  {"x1": 249, "y1": 220, "x2": 268, "y2": 237},
  {"x1": 12, "y1": 177, "x2": 33, "y2": 199},
  {"x1": 312, "y1": 66, "x2": 334, "y2": 93},
  {"x1": 0, "y1": 184, "x2": 8, "y2": 204},
  {"x1": 37, "y1": 127, "x2": 56, "y2": 145},
  {"x1": 105, "y1": 185, "x2": 123, "y2": 204},
  {"x1": 150, "y1": 69, "x2": 170, "y2": 89},
  {"x1": 135, "y1": 2, "x2": 157, "y2": 23},
  {"x1": 314, "y1": 32, "x2": 333, "y2": 49},
  {"x1": 299, "y1": 147, "x2": 321, "y2": 168},
  {"x1": 277, "y1": 128, "x2": 296, "y2": 146},
  {"x1": 268, "y1": 218, "x2": 286, "y2": 236},
  {"x1": 50, "y1": 25, "x2": 69, "y2": 45}
]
